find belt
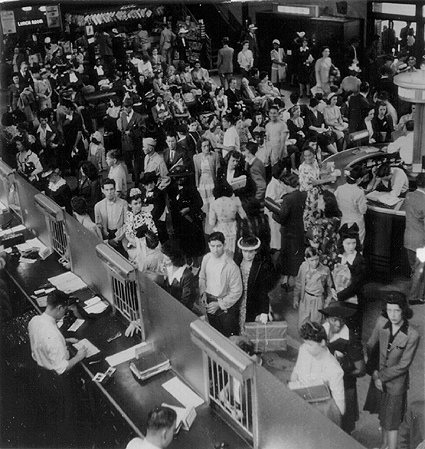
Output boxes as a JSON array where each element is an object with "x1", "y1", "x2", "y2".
[{"x1": 305, "y1": 291, "x2": 323, "y2": 298}]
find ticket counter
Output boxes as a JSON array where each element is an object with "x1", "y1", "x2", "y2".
[{"x1": 0, "y1": 161, "x2": 365, "y2": 449}]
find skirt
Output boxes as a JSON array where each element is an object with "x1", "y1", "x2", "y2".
[{"x1": 379, "y1": 390, "x2": 407, "y2": 431}]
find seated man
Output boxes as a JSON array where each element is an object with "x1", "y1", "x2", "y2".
[
  {"x1": 367, "y1": 162, "x2": 409, "y2": 198},
  {"x1": 126, "y1": 406, "x2": 177, "y2": 449}
]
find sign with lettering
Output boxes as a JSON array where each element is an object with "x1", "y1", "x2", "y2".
[{"x1": 0, "y1": 10, "x2": 16, "y2": 34}]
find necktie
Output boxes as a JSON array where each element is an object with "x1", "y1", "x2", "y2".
[{"x1": 170, "y1": 150, "x2": 175, "y2": 161}]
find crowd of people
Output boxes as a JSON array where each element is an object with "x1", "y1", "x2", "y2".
[{"x1": 2, "y1": 17, "x2": 424, "y2": 449}]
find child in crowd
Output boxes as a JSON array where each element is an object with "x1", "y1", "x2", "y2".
[{"x1": 293, "y1": 246, "x2": 333, "y2": 329}]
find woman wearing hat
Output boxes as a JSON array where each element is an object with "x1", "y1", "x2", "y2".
[
  {"x1": 297, "y1": 38, "x2": 314, "y2": 98},
  {"x1": 320, "y1": 304, "x2": 365, "y2": 433},
  {"x1": 364, "y1": 291, "x2": 420, "y2": 449},
  {"x1": 236, "y1": 235, "x2": 276, "y2": 334},
  {"x1": 332, "y1": 223, "x2": 367, "y2": 335},
  {"x1": 168, "y1": 165, "x2": 206, "y2": 263},
  {"x1": 270, "y1": 39, "x2": 286, "y2": 90},
  {"x1": 42, "y1": 164, "x2": 73, "y2": 215}
]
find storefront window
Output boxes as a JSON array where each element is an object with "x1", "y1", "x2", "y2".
[{"x1": 372, "y1": 3, "x2": 415, "y2": 16}]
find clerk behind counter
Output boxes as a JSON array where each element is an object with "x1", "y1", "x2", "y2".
[{"x1": 366, "y1": 162, "x2": 409, "y2": 198}]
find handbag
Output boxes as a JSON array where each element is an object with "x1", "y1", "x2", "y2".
[{"x1": 288, "y1": 381, "x2": 331, "y2": 403}]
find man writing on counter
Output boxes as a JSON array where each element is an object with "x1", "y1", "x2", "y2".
[{"x1": 28, "y1": 290, "x2": 87, "y2": 446}]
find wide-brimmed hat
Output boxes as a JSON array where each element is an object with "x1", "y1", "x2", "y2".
[
  {"x1": 319, "y1": 303, "x2": 356, "y2": 319},
  {"x1": 168, "y1": 165, "x2": 193, "y2": 178},
  {"x1": 237, "y1": 236, "x2": 261, "y2": 251},
  {"x1": 272, "y1": 39, "x2": 280, "y2": 45}
]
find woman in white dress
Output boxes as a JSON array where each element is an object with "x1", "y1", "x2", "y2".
[
  {"x1": 270, "y1": 39, "x2": 286, "y2": 89},
  {"x1": 315, "y1": 46, "x2": 333, "y2": 97}
]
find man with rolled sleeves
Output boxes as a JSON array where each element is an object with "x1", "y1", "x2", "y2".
[{"x1": 28, "y1": 291, "x2": 87, "y2": 445}]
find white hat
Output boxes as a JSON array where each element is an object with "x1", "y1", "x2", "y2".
[
  {"x1": 178, "y1": 26, "x2": 189, "y2": 34},
  {"x1": 296, "y1": 31, "x2": 306, "y2": 38},
  {"x1": 237, "y1": 236, "x2": 261, "y2": 251},
  {"x1": 348, "y1": 63, "x2": 362, "y2": 72},
  {"x1": 248, "y1": 24, "x2": 257, "y2": 30},
  {"x1": 44, "y1": 37, "x2": 51, "y2": 44},
  {"x1": 272, "y1": 39, "x2": 280, "y2": 45},
  {"x1": 143, "y1": 137, "x2": 157, "y2": 147}
]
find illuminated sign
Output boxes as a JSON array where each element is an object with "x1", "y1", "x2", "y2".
[
  {"x1": 17, "y1": 19, "x2": 43, "y2": 27},
  {"x1": 276, "y1": 5, "x2": 319, "y2": 17}
]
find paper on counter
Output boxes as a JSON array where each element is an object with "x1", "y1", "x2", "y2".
[
  {"x1": 68, "y1": 319, "x2": 85, "y2": 332},
  {"x1": 73, "y1": 338, "x2": 100, "y2": 357},
  {"x1": 162, "y1": 377, "x2": 204, "y2": 408},
  {"x1": 48, "y1": 272, "x2": 88, "y2": 294},
  {"x1": 83, "y1": 296, "x2": 108, "y2": 314},
  {"x1": 105, "y1": 342, "x2": 148, "y2": 367},
  {"x1": 36, "y1": 295, "x2": 48, "y2": 307}
]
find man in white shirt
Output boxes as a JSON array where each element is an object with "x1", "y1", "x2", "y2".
[
  {"x1": 126, "y1": 406, "x2": 177, "y2": 449},
  {"x1": 106, "y1": 149, "x2": 127, "y2": 198},
  {"x1": 222, "y1": 113, "x2": 240, "y2": 158},
  {"x1": 199, "y1": 232, "x2": 243, "y2": 337},
  {"x1": 28, "y1": 290, "x2": 87, "y2": 445},
  {"x1": 265, "y1": 105, "x2": 288, "y2": 167},
  {"x1": 387, "y1": 120, "x2": 414, "y2": 165}
]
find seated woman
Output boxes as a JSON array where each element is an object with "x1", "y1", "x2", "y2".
[
  {"x1": 363, "y1": 106, "x2": 379, "y2": 145},
  {"x1": 367, "y1": 162, "x2": 409, "y2": 198},
  {"x1": 323, "y1": 92, "x2": 348, "y2": 152},
  {"x1": 240, "y1": 77, "x2": 266, "y2": 112},
  {"x1": 372, "y1": 101, "x2": 394, "y2": 144},
  {"x1": 257, "y1": 71, "x2": 281, "y2": 102},
  {"x1": 214, "y1": 86, "x2": 229, "y2": 119},
  {"x1": 290, "y1": 321, "x2": 345, "y2": 427},
  {"x1": 169, "y1": 89, "x2": 190, "y2": 121},
  {"x1": 164, "y1": 65, "x2": 181, "y2": 89},
  {"x1": 305, "y1": 97, "x2": 337, "y2": 155},
  {"x1": 160, "y1": 239, "x2": 197, "y2": 311},
  {"x1": 236, "y1": 236, "x2": 276, "y2": 335},
  {"x1": 287, "y1": 105, "x2": 307, "y2": 170},
  {"x1": 152, "y1": 69, "x2": 169, "y2": 96}
]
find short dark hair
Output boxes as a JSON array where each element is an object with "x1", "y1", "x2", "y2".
[
  {"x1": 245, "y1": 141, "x2": 258, "y2": 156},
  {"x1": 161, "y1": 239, "x2": 186, "y2": 267},
  {"x1": 299, "y1": 322, "x2": 327, "y2": 343},
  {"x1": 227, "y1": 149, "x2": 242, "y2": 161},
  {"x1": 208, "y1": 232, "x2": 225, "y2": 244},
  {"x1": 405, "y1": 120, "x2": 414, "y2": 132},
  {"x1": 290, "y1": 92, "x2": 300, "y2": 104},
  {"x1": 61, "y1": 98, "x2": 74, "y2": 110},
  {"x1": 222, "y1": 113, "x2": 235, "y2": 125},
  {"x1": 305, "y1": 246, "x2": 319, "y2": 258},
  {"x1": 166, "y1": 131, "x2": 177, "y2": 139},
  {"x1": 376, "y1": 162, "x2": 391, "y2": 178},
  {"x1": 47, "y1": 290, "x2": 70, "y2": 309},
  {"x1": 382, "y1": 291, "x2": 413, "y2": 320},
  {"x1": 347, "y1": 165, "x2": 366, "y2": 184},
  {"x1": 146, "y1": 406, "x2": 177, "y2": 432},
  {"x1": 212, "y1": 183, "x2": 233, "y2": 199},
  {"x1": 38, "y1": 109, "x2": 50, "y2": 120},
  {"x1": 259, "y1": 71, "x2": 268, "y2": 81},
  {"x1": 102, "y1": 178, "x2": 116, "y2": 188},
  {"x1": 79, "y1": 161, "x2": 98, "y2": 181},
  {"x1": 71, "y1": 196, "x2": 88, "y2": 215},
  {"x1": 309, "y1": 97, "x2": 319, "y2": 108}
]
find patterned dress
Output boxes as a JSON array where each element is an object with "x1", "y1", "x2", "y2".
[
  {"x1": 124, "y1": 210, "x2": 157, "y2": 263},
  {"x1": 299, "y1": 160, "x2": 321, "y2": 230}
]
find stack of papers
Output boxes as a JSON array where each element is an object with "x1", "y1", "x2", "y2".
[
  {"x1": 48, "y1": 272, "x2": 88, "y2": 294},
  {"x1": 73, "y1": 338, "x2": 100, "y2": 357},
  {"x1": 105, "y1": 342, "x2": 148, "y2": 367},
  {"x1": 366, "y1": 191, "x2": 402, "y2": 206},
  {"x1": 129, "y1": 351, "x2": 171, "y2": 382},
  {"x1": 83, "y1": 296, "x2": 109, "y2": 314}
]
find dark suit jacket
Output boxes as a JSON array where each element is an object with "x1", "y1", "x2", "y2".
[
  {"x1": 118, "y1": 110, "x2": 144, "y2": 155},
  {"x1": 217, "y1": 46, "x2": 234, "y2": 74},
  {"x1": 163, "y1": 267, "x2": 196, "y2": 310},
  {"x1": 336, "y1": 252, "x2": 368, "y2": 304},
  {"x1": 225, "y1": 88, "x2": 242, "y2": 112},
  {"x1": 163, "y1": 147, "x2": 191, "y2": 171},
  {"x1": 236, "y1": 257, "x2": 275, "y2": 322},
  {"x1": 247, "y1": 158, "x2": 266, "y2": 203},
  {"x1": 141, "y1": 186, "x2": 165, "y2": 223},
  {"x1": 367, "y1": 316, "x2": 420, "y2": 395}
]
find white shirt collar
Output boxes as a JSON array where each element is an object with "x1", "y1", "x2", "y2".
[
  {"x1": 167, "y1": 265, "x2": 187, "y2": 283},
  {"x1": 323, "y1": 322, "x2": 350, "y2": 342},
  {"x1": 37, "y1": 123, "x2": 52, "y2": 133}
]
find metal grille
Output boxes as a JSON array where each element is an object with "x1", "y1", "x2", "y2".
[
  {"x1": 112, "y1": 276, "x2": 140, "y2": 322},
  {"x1": 208, "y1": 356, "x2": 253, "y2": 439},
  {"x1": 48, "y1": 217, "x2": 69, "y2": 259}
]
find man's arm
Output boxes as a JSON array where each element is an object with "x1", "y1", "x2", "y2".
[{"x1": 217, "y1": 263, "x2": 242, "y2": 310}]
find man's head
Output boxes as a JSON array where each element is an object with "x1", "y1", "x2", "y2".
[
  {"x1": 208, "y1": 232, "x2": 226, "y2": 258},
  {"x1": 102, "y1": 178, "x2": 116, "y2": 201},
  {"x1": 229, "y1": 78, "x2": 237, "y2": 90},
  {"x1": 145, "y1": 406, "x2": 177, "y2": 449},
  {"x1": 143, "y1": 138, "x2": 157, "y2": 156},
  {"x1": 268, "y1": 105, "x2": 279, "y2": 121},
  {"x1": 243, "y1": 141, "x2": 258, "y2": 162},
  {"x1": 166, "y1": 132, "x2": 177, "y2": 151},
  {"x1": 46, "y1": 291, "x2": 70, "y2": 321},
  {"x1": 416, "y1": 173, "x2": 425, "y2": 190}
]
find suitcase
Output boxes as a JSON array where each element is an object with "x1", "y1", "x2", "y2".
[{"x1": 244, "y1": 321, "x2": 287, "y2": 353}]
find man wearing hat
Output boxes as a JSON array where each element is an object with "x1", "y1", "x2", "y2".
[
  {"x1": 142, "y1": 137, "x2": 170, "y2": 191},
  {"x1": 217, "y1": 37, "x2": 234, "y2": 91},
  {"x1": 246, "y1": 23, "x2": 259, "y2": 63},
  {"x1": 117, "y1": 97, "x2": 144, "y2": 184},
  {"x1": 320, "y1": 303, "x2": 365, "y2": 433},
  {"x1": 270, "y1": 39, "x2": 286, "y2": 90},
  {"x1": 175, "y1": 26, "x2": 189, "y2": 62}
]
